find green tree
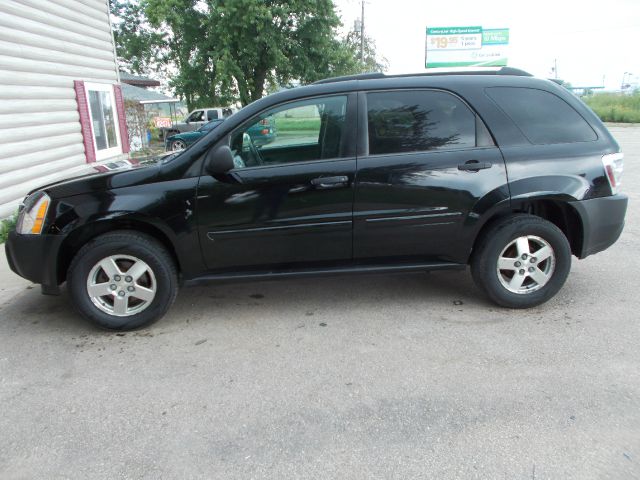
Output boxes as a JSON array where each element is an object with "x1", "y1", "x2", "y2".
[
  {"x1": 340, "y1": 30, "x2": 388, "y2": 74},
  {"x1": 143, "y1": 0, "x2": 234, "y2": 109},
  {"x1": 109, "y1": 0, "x2": 162, "y2": 75},
  {"x1": 110, "y1": 0, "x2": 386, "y2": 108},
  {"x1": 209, "y1": 0, "x2": 359, "y2": 105}
]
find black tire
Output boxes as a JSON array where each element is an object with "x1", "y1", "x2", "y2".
[
  {"x1": 470, "y1": 214, "x2": 571, "y2": 308},
  {"x1": 169, "y1": 139, "x2": 186, "y2": 151},
  {"x1": 67, "y1": 231, "x2": 178, "y2": 330}
]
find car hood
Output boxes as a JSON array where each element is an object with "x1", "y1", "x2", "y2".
[{"x1": 37, "y1": 154, "x2": 174, "y2": 199}]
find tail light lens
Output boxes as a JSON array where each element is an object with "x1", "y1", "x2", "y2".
[{"x1": 602, "y1": 152, "x2": 624, "y2": 194}]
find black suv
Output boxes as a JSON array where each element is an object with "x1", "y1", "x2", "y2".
[{"x1": 5, "y1": 68, "x2": 627, "y2": 330}]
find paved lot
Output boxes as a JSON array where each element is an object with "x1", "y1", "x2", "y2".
[{"x1": 1, "y1": 126, "x2": 639, "y2": 479}]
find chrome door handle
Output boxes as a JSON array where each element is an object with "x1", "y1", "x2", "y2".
[
  {"x1": 458, "y1": 160, "x2": 492, "y2": 172},
  {"x1": 310, "y1": 176, "x2": 349, "y2": 189}
]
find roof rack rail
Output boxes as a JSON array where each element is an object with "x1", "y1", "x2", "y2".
[
  {"x1": 313, "y1": 67, "x2": 533, "y2": 85},
  {"x1": 313, "y1": 72, "x2": 385, "y2": 84}
]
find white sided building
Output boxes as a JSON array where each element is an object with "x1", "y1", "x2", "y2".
[{"x1": 0, "y1": 0, "x2": 129, "y2": 218}]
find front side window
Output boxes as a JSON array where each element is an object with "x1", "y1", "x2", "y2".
[
  {"x1": 486, "y1": 87, "x2": 597, "y2": 145},
  {"x1": 229, "y1": 95, "x2": 347, "y2": 169},
  {"x1": 367, "y1": 90, "x2": 476, "y2": 155},
  {"x1": 85, "y1": 83, "x2": 121, "y2": 160},
  {"x1": 187, "y1": 110, "x2": 204, "y2": 122}
]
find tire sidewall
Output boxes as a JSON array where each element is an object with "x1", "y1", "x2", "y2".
[{"x1": 68, "y1": 236, "x2": 176, "y2": 330}]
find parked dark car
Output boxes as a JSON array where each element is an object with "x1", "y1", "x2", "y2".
[
  {"x1": 5, "y1": 67, "x2": 627, "y2": 330},
  {"x1": 165, "y1": 119, "x2": 224, "y2": 151},
  {"x1": 246, "y1": 115, "x2": 277, "y2": 145}
]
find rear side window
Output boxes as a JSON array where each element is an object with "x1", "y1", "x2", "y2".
[
  {"x1": 366, "y1": 90, "x2": 477, "y2": 155},
  {"x1": 207, "y1": 110, "x2": 219, "y2": 120},
  {"x1": 486, "y1": 87, "x2": 596, "y2": 144}
]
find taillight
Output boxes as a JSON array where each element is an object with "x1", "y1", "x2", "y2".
[
  {"x1": 602, "y1": 152, "x2": 624, "y2": 194},
  {"x1": 260, "y1": 129, "x2": 269, "y2": 135}
]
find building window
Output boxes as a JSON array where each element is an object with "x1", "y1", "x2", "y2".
[{"x1": 84, "y1": 82, "x2": 122, "y2": 160}]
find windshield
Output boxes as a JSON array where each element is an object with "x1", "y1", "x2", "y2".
[{"x1": 198, "y1": 121, "x2": 222, "y2": 132}]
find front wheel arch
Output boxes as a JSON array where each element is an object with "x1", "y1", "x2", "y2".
[{"x1": 58, "y1": 218, "x2": 181, "y2": 285}]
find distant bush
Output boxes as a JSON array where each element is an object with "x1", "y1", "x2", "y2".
[
  {"x1": 0, "y1": 213, "x2": 17, "y2": 244},
  {"x1": 583, "y1": 91, "x2": 640, "y2": 123}
]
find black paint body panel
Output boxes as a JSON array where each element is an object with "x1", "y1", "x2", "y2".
[{"x1": 4, "y1": 73, "x2": 626, "y2": 291}]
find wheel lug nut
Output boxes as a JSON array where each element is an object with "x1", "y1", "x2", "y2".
[
  {"x1": 114, "y1": 275, "x2": 121, "y2": 281},
  {"x1": 514, "y1": 261, "x2": 521, "y2": 267},
  {"x1": 528, "y1": 267, "x2": 535, "y2": 272},
  {"x1": 118, "y1": 290, "x2": 125, "y2": 296},
  {"x1": 127, "y1": 286, "x2": 135, "y2": 292},
  {"x1": 110, "y1": 284, "x2": 117, "y2": 291},
  {"x1": 530, "y1": 257, "x2": 536, "y2": 263},
  {"x1": 519, "y1": 269, "x2": 525, "y2": 275},
  {"x1": 521, "y1": 254, "x2": 528, "y2": 260},
  {"x1": 125, "y1": 276, "x2": 133, "y2": 282}
]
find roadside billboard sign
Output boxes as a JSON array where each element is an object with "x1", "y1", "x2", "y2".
[{"x1": 425, "y1": 26, "x2": 509, "y2": 68}]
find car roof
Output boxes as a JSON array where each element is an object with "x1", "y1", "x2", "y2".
[
  {"x1": 312, "y1": 67, "x2": 532, "y2": 84},
  {"x1": 233, "y1": 69, "x2": 556, "y2": 117}
]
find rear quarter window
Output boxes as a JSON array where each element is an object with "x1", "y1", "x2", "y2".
[{"x1": 486, "y1": 87, "x2": 597, "y2": 145}]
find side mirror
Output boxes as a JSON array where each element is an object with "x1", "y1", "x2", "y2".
[{"x1": 205, "y1": 145, "x2": 235, "y2": 176}]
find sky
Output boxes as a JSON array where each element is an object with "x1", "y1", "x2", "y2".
[{"x1": 334, "y1": 0, "x2": 640, "y2": 91}]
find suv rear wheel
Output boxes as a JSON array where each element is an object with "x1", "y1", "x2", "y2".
[
  {"x1": 471, "y1": 214, "x2": 571, "y2": 308},
  {"x1": 67, "y1": 231, "x2": 178, "y2": 330}
]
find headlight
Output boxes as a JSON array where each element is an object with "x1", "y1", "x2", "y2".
[{"x1": 16, "y1": 192, "x2": 50, "y2": 235}]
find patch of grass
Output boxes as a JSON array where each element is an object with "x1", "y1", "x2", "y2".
[
  {"x1": 0, "y1": 213, "x2": 17, "y2": 244},
  {"x1": 274, "y1": 117, "x2": 321, "y2": 133},
  {"x1": 583, "y1": 91, "x2": 640, "y2": 123}
]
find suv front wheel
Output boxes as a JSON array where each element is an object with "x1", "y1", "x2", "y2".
[
  {"x1": 67, "y1": 231, "x2": 178, "y2": 330},
  {"x1": 471, "y1": 214, "x2": 572, "y2": 308}
]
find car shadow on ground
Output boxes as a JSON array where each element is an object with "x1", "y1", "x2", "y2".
[{"x1": 0, "y1": 269, "x2": 504, "y2": 335}]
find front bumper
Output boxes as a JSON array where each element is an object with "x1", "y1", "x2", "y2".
[
  {"x1": 571, "y1": 194, "x2": 628, "y2": 258},
  {"x1": 5, "y1": 231, "x2": 65, "y2": 294}
]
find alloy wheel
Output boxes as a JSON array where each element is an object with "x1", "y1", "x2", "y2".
[
  {"x1": 86, "y1": 255, "x2": 157, "y2": 316},
  {"x1": 496, "y1": 235, "x2": 556, "y2": 294}
]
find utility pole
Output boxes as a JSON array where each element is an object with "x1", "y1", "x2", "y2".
[
  {"x1": 360, "y1": 0, "x2": 365, "y2": 68},
  {"x1": 621, "y1": 72, "x2": 632, "y2": 91}
]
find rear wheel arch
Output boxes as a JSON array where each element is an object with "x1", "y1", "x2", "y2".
[
  {"x1": 471, "y1": 197, "x2": 584, "y2": 261},
  {"x1": 58, "y1": 217, "x2": 181, "y2": 284},
  {"x1": 510, "y1": 198, "x2": 584, "y2": 257}
]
